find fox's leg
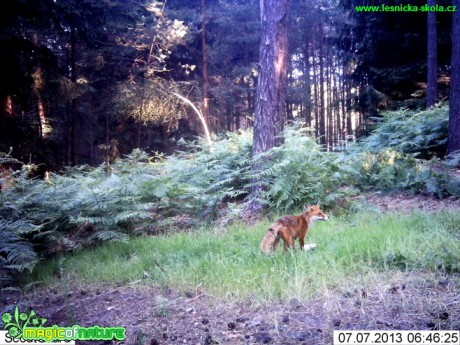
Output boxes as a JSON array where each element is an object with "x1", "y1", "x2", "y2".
[
  {"x1": 278, "y1": 229, "x2": 289, "y2": 252},
  {"x1": 299, "y1": 236, "x2": 305, "y2": 250},
  {"x1": 280, "y1": 232, "x2": 295, "y2": 252},
  {"x1": 273, "y1": 236, "x2": 280, "y2": 251},
  {"x1": 283, "y1": 239, "x2": 290, "y2": 252}
]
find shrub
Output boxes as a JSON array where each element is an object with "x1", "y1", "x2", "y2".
[
  {"x1": 252, "y1": 123, "x2": 351, "y2": 212},
  {"x1": 356, "y1": 105, "x2": 448, "y2": 158},
  {"x1": 343, "y1": 105, "x2": 460, "y2": 197}
]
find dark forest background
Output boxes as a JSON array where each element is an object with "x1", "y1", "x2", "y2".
[{"x1": 0, "y1": 0, "x2": 456, "y2": 169}]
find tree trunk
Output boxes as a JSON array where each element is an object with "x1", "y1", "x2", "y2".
[
  {"x1": 335, "y1": 84, "x2": 342, "y2": 146},
  {"x1": 341, "y1": 66, "x2": 347, "y2": 140},
  {"x1": 326, "y1": 53, "x2": 333, "y2": 150},
  {"x1": 31, "y1": 34, "x2": 47, "y2": 139},
  {"x1": 248, "y1": 0, "x2": 290, "y2": 211},
  {"x1": 313, "y1": 55, "x2": 319, "y2": 138},
  {"x1": 318, "y1": 24, "x2": 326, "y2": 147},
  {"x1": 201, "y1": 0, "x2": 210, "y2": 129},
  {"x1": 69, "y1": 26, "x2": 78, "y2": 166},
  {"x1": 304, "y1": 40, "x2": 312, "y2": 127},
  {"x1": 426, "y1": 0, "x2": 437, "y2": 108},
  {"x1": 346, "y1": 77, "x2": 353, "y2": 136},
  {"x1": 315, "y1": 14, "x2": 326, "y2": 147},
  {"x1": 448, "y1": 0, "x2": 460, "y2": 155}
]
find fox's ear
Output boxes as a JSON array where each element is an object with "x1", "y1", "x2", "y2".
[
  {"x1": 303, "y1": 203, "x2": 310, "y2": 211},
  {"x1": 315, "y1": 200, "x2": 320, "y2": 206}
]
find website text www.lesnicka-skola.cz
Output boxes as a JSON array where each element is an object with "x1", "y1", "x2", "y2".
[{"x1": 355, "y1": 3, "x2": 457, "y2": 12}]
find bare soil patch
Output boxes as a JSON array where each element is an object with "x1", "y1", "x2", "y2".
[
  {"x1": 3, "y1": 273, "x2": 459, "y2": 345},
  {"x1": 366, "y1": 192, "x2": 460, "y2": 214}
]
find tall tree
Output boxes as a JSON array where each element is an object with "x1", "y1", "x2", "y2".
[
  {"x1": 426, "y1": 0, "x2": 438, "y2": 107},
  {"x1": 0, "y1": 0, "x2": 59, "y2": 163},
  {"x1": 248, "y1": 0, "x2": 290, "y2": 211},
  {"x1": 318, "y1": 17, "x2": 327, "y2": 146},
  {"x1": 448, "y1": 0, "x2": 460, "y2": 154},
  {"x1": 200, "y1": 0, "x2": 210, "y2": 128}
]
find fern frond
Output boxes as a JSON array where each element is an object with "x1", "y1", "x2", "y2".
[
  {"x1": 90, "y1": 230, "x2": 129, "y2": 243},
  {"x1": 0, "y1": 219, "x2": 39, "y2": 274}
]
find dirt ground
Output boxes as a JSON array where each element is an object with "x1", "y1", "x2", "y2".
[
  {"x1": 2, "y1": 194, "x2": 460, "y2": 345},
  {"x1": 365, "y1": 192, "x2": 460, "y2": 213}
]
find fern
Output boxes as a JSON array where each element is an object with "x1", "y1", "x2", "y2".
[
  {"x1": 89, "y1": 230, "x2": 129, "y2": 243},
  {"x1": 0, "y1": 216, "x2": 40, "y2": 288},
  {"x1": 142, "y1": 130, "x2": 252, "y2": 221},
  {"x1": 354, "y1": 105, "x2": 448, "y2": 158},
  {"x1": 251, "y1": 122, "x2": 347, "y2": 212},
  {"x1": 2, "y1": 114, "x2": 459, "y2": 288}
]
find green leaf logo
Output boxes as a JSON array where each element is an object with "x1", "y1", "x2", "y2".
[{"x1": 1, "y1": 307, "x2": 47, "y2": 339}]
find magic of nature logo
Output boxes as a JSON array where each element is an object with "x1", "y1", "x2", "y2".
[{"x1": 2, "y1": 306, "x2": 126, "y2": 342}]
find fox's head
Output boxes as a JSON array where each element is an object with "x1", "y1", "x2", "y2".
[{"x1": 304, "y1": 203, "x2": 328, "y2": 221}]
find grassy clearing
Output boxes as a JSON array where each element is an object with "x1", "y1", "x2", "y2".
[{"x1": 27, "y1": 211, "x2": 460, "y2": 301}]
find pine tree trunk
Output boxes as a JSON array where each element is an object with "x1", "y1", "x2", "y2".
[
  {"x1": 313, "y1": 55, "x2": 319, "y2": 138},
  {"x1": 201, "y1": 0, "x2": 210, "y2": 129},
  {"x1": 448, "y1": 0, "x2": 460, "y2": 154},
  {"x1": 335, "y1": 73, "x2": 342, "y2": 145},
  {"x1": 318, "y1": 19, "x2": 326, "y2": 146},
  {"x1": 304, "y1": 40, "x2": 312, "y2": 127},
  {"x1": 70, "y1": 26, "x2": 77, "y2": 165},
  {"x1": 340, "y1": 67, "x2": 347, "y2": 140},
  {"x1": 426, "y1": 0, "x2": 437, "y2": 108},
  {"x1": 31, "y1": 35, "x2": 47, "y2": 139},
  {"x1": 248, "y1": 0, "x2": 290, "y2": 211},
  {"x1": 346, "y1": 79, "x2": 353, "y2": 136},
  {"x1": 327, "y1": 54, "x2": 333, "y2": 150}
]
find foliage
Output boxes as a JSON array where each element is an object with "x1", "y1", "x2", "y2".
[
  {"x1": 1, "y1": 154, "x2": 36, "y2": 286},
  {"x1": 339, "y1": 105, "x2": 460, "y2": 196},
  {"x1": 149, "y1": 131, "x2": 253, "y2": 221},
  {"x1": 0, "y1": 133, "x2": 253, "y2": 285},
  {"x1": 114, "y1": 79, "x2": 194, "y2": 127},
  {"x1": 251, "y1": 118, "x2": 458, "y2": 210},
  {"x1": 3, "y1": 120, "x2": 460, "y2": 287},
  {"x1": 354, "y1": 105, "x2": 449, "y2": 158},
  {"x1": 0, "y1": 205, "x2": 40, "y2": 288},
  {"x1": 338, "y1": 149, "x2": 460, "y2": 196},
  {"x1": 251, "y1": 123, "x2": 348, "y2": 212},
  {"x1": 0, "y1": 155, "x2": 153, "y2": 287}
]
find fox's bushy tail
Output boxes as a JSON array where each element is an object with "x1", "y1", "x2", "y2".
[{"x1": 260, "y1": 225, "x2": 281, "y2": 253}]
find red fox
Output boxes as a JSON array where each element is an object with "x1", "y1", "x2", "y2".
[{"x1": 260, "y1": 203, "x2": 328, "y2": 253}]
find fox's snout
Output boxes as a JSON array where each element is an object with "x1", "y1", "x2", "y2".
[{"x1": 312, "y1": 214, "x2": 328, "y2": 221}]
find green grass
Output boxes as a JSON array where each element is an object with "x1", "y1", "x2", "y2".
[{"x1": 27, "y1": 211, "x2": 460, "y2": 301}]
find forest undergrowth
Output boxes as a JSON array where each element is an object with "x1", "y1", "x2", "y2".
[{"x1": 1, "y1": 105, "x2": 460, "y2": 293}]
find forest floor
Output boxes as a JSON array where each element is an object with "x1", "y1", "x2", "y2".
[{"x1": 3, "y1": 193, "x2": 460, "y2": 345}]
